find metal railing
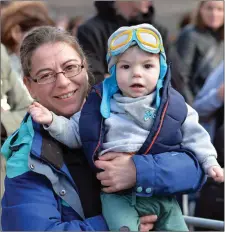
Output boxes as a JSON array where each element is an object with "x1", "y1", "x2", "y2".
[{"x1": 184, "y1": 216, "x2": 224, "y2": 231}]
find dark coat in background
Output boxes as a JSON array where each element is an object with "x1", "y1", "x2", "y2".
[
  {"x1": 172, "y1": 25, "x2": 224, "y2": 103},
  {"x1": 77, "y1": 1, "x2": 169, "y2": 84}
]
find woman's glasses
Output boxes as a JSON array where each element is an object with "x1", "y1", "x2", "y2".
[{"x1": 31, "y1": 64, "x2": 84, "y2": 84}]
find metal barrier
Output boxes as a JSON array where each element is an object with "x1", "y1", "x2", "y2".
[{"x1": 184, "y1": 216, "x2": 224, "y2": 231}]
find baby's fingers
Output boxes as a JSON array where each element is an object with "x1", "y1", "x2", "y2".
[
  {"x1": 214, "y1": 169, "x2": 224, "y2": 183},
  {"x1": 33, "y1": 101, "x2": 47, "y2": 110},
  {"x1": 208, "y1": 168, "x2": 216, "y2": 178},
  {"x1": 28, "y1": 102, "x2": 37, "y2": 111},
  {"x1": 29, "y1": 108, "x2": 42, "y2": 118},
  {"x1": 214, "y1": 175, "x2": 224, "y2": 183}
]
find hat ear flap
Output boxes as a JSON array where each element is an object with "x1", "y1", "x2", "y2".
[
  {"x1": 100, "y1": 65, "x2": 119, "y2": 118},
  {"x1": 155, "y1": 54, "x2": 168, "y2": 108}
]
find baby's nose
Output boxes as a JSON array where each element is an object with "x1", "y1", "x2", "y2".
[{"x1": 132, "y1": 67, "x2": 142, "y2": 78}]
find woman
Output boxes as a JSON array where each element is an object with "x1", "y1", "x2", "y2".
[
  {"x1": 175, "y1": 1, "x2": 224, "y2": 102},
  {"x1": 1, "y1": 26, "x2": 205, "y2": 231},
  {"x1": 1, "y1": 1, "x2": 54, "y2": 76}
]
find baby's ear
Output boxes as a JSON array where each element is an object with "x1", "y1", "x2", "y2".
[{"x1": 23, "y1": 76, "x2": 37, "y2": 99}]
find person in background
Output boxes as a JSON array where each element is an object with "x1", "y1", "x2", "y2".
[
  {"x1": 1, "y1": 44, "x2": 33, "y2": 140},
  {"x1": 1, "y1": 1, "x2": 54, "y2": 77},
  {"x1": 193, "y1": 61, "x2": 224, "y2": 142},
  {"x1": 1, "y1": 26, "x2": 205, "y2": 231},
  {"x1": 175, "y1": 1, "x2": 224, "y2": 103},
  {"x1": 67, "y1": 16, "x2": 84, "y2": 37},
  {"x1": 179, "y1": 12, "x2": 192, "y2": 30},
  {"x1": 77, "y1": 0, "x2": 169, "y2": 84}
]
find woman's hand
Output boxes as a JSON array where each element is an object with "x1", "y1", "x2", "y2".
[
  {"x1": 95, "y1": 152, "x2": 136, "y2": 193},
  {"x1": 139, "y1": 215, "x2": 157, "y2": 231}
]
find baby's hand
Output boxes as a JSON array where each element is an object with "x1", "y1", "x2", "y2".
[
  {"x1": 208, "y1": 166, "x2": 224, "y2": 183},
  {"x1": 28, "y1": 102, "x2": 53, "y2": 126}
]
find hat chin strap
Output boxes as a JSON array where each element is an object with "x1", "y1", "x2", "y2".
[
  {"x1": 100, "y1": 65, "x2": 119, "y2": 118},
  {"x1": 155, "y1": 54, "x2": 167, "y2": 108}
]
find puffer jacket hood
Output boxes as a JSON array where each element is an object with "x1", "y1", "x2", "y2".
[{"x1": 94, "y1": 1, "x2": 155, "y2": 25}]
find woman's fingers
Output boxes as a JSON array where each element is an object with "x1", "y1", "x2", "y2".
[
  {"x1": 98, "y1": 152, "x2": 124, "y2": 161},
  {"x1": 139, "y1": 215, "x2": 157, "y2": 231},
  {"x1": 140, "y1": 215, "x2": 157, "y2": 224},
  {"x1": 95, "y1": 160, "x2": 110, "y2": 171},
  {"x1": 139, "y1": 223, "x2": 154, "y2": 232}
]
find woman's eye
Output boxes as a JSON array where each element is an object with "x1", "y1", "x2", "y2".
[
  {"x1": 144, "y1": 64, "x2": 152, "y2": 69},
  {"x1": 40, "y1": 73, "x2": 52, "y2": 79},
  {"x1": 65, "y1": 65, "x2": 77, "y2": 72}
]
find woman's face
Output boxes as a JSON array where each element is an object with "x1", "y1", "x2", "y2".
[
  {"x1": 200, "y1": 1, "x2": 224, "y2": 30},
  {"x1": 24, "y1": 42, "x2": 88, "y2": 117}
]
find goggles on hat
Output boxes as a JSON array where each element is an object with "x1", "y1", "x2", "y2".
[{"x1": 107, "y1": 28, "x2": 165, "y2": 59}]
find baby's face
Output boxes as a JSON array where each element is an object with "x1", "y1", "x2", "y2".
[{"x1": 116, "y1": 46, "x2": 160, "y2": 98}]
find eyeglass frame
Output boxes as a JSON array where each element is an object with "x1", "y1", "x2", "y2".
[{"x1": 30, "y1": 64, "x2": 84, "y2": 85}]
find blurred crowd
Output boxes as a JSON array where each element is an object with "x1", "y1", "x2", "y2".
[{"x1": 0, "y1": 1, "x2": 224, "y2": 230}]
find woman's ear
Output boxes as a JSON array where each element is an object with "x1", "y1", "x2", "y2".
[{"x1": 23, "y1": 76, "x2": 37, "y2": 99}]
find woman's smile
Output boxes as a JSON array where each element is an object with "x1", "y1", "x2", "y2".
[{"x1": 55, "y1": 90, "x2": 77, "y2": 99}]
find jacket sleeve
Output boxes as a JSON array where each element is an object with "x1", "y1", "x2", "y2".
[
  {"x1": 1, "y1": 171, "x2": 108, "y2": 231},
  {"x1": 181, "y1": 104, "x2": 219, "y2": 172},
  {"x1": 77, "y1": 25, "x2": 106, "y2": 84},
  {"x1": 132, "y1": 150, "x2": 206, "y2": 197},
  {"x1": 193, "y1": 61, "x2": 224, "y2": 117},
  {"x1": 1, "y1": 44, "x2": 33, "y2": 136},
  {"x1": 44, "y1": 112, "x2": 82, "y2": 148}
]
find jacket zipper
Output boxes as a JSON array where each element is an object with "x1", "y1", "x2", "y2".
[
  {"x1": 92, "y1": 89, "x2": 169, "y2": 157},
  {"x1": 144, "y1": 100, "x2": 169, "y2": 155}
]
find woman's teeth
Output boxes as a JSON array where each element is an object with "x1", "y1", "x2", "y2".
[{"x1": 58, "y1": 91, "x2": 75, "y2": 99}]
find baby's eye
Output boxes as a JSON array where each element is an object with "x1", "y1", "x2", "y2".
[
  {"x1": 121, "y1": 64, "x2": 130, "y2": 69},
  {"x1": 144, "y1": 64, "x2": 152, "y2": 69}
]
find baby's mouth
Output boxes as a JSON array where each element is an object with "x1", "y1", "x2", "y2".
[{"x1": 130, "y1": 84, "x2": 144, "y2": 88}]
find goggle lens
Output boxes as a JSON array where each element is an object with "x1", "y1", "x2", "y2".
[
  {"x1": 137, "y1": 30, "x2": 159, "y2": 49},
  {"x1": 109, "y1": 28, "x2": 162, "y2": 55},
  {"x1": 110, "y1": 30, "x2": 132, "y2": 51}
]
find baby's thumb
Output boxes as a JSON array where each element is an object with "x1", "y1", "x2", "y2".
[{"x1": 208, "y1": 168, "x2": 216, "y2": 177}]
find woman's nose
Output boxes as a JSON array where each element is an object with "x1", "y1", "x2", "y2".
[{"x1": 55, "y1": 72, "x2": 71, "y2": 87}]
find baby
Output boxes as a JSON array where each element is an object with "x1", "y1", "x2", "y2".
[{"x1": 29, "y1": 24, "x2": 223, "y2": 231}]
